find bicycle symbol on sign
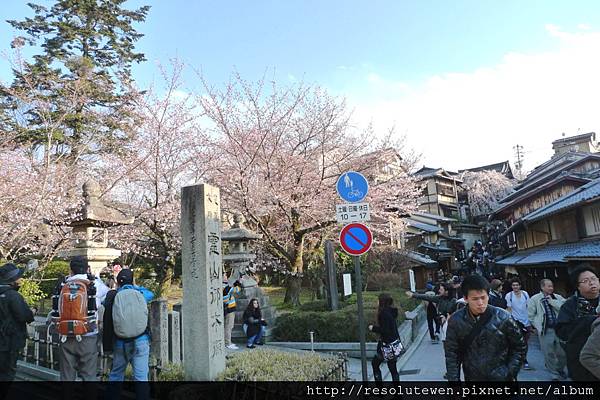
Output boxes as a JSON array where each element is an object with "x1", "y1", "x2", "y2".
[{"x1": 348, "y1": 189, "x2": 363, "y2": 199}]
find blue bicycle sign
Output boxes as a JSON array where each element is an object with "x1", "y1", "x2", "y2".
[{"x1": 336, "y1": 171, "x2": 369, "y2": 203}]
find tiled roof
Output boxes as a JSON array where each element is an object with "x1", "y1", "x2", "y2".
[
  {"x1": 500, "y1": 153, "x2": 600, "y2": 204},
  {"x1": 414, "y1": 167, "x2": 461, "y2": 181},
  {"x1": 495, "y1": 241, "x2": 600, "y2": 265},
  {"x1": 406, "y1": 219, "x2": 442, "y2": 233},
  {"x1": 407, "y1": 251, "x2": 439, "y2": 267},
  {"x1": 524, "y1": 178, "x2": 600, "y2": 223},
  {"x1": 565, "y1": 242, "x2": 600, "y2": 259},
  {"x1": 460, "y1": 160, "x2": 514, "y2": 179},
  {"x1": 552, "y1": 132, "x2": 595, "y2": 146},
  {"x1": 491, "y1": 174, "x2": 590, "y2": 218}
]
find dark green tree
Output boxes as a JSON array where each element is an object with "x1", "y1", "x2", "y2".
[{"x1": 1, "y1": 0, "x2": 149, "y2": 160}]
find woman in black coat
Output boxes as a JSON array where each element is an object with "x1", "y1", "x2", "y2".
[
  {"x1": 368, "y1": 293, "x2": 401, "y2": 382},
  {"x1": 243, "y1": 298, "x2": 266, "y2": 349}
]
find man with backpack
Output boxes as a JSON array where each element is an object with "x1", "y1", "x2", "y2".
[
  {"x1": 505, "y1": 278, "x2": 533, "y2": 370},
  {"x1": 53, "y1": 256, "x2": 109, "y2": 381},
  {"x1": 103, "y1": 268, "x2": 154, "y2": 399},
  {"x1": 0, "y1": 263, "x2": 35, "y2": 384},
  {"x1": 444, "y1": 274, "x2": 526, "y2": 381}
]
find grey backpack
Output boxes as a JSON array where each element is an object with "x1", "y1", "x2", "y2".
[{"x1": 112, "y1": 289, "x2": 148, "y2": 339}]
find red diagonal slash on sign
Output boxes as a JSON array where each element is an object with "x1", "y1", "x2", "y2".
[
  {"x1": 339, "y1": 223, "x2": 373, "y2": 255},
  {"x1": 346, "y1": 229, "x2": 367, "y2": 247}
]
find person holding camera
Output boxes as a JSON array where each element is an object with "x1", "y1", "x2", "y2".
[
  {"x1": 242, "y1": 298, "x2": 266, "y2": 349},
  {"x1": 556, "y1": 265, "x2": 600, "y2": 381}
]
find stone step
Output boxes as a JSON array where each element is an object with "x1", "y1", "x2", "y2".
[{"x1": 231, "y1": 325, "x2": 273, "y2": 340}]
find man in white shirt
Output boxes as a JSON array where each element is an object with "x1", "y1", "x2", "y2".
[{"x1": 505, "y1": 278, "x2": 532, "y2": 370}]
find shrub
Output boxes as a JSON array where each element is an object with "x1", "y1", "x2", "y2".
[
  {"x1": 218, "y1": 349, "x2": 345, "y2": 381},
  {"x1": 273, "y1": 308, "x2": 380, "y2": 342},
  {"x1": 158, "y1": 363, "x2": 185, "y2": 381},
  {"x1": 19, "y1": 278, "x2": 45, "y2": 307},
  {"x1": 366, "y1": 272, "x2": 402, "y2": 291}
]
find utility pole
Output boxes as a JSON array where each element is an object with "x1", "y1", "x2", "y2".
[{"x1": 513, "y1": 144, "x2": 525, "y2": 179}]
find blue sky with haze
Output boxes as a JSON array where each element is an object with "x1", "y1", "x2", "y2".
[{"x1": 2, "y1": 1, "x2": 600, "y2": 172}]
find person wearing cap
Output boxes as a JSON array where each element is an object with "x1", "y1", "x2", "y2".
[
  {"x1": 103, "y1": 268, "x2": 154, "y2": 399},
  {"x1": 54, "y1": 256, "x2": 110, "y2": 381},
  {"x1": 0, "y1": 263, "x2": 35, "y2": 382}
]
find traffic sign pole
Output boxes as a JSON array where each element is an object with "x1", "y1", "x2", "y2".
[
  {"x1": 354, "y1": 255, "x2": 368, "y2": 381},
  {"x1": 336, "y1": 171, "x2": 371, "y2": 381}
]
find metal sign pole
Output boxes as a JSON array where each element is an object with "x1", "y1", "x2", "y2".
[{"x1": 354, "y1": 255, "x2": 368, "y2": 381}]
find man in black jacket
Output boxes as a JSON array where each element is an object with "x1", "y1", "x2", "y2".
[
  {"x1": 556, "y1": 265, "x2": 600, "y2": 381},
  {"x1": 0, "y1": 263, "x2": 35, "y2": 383},
  {"x1": 445, "y1": 274, "x2": 526, "y2": 381}
]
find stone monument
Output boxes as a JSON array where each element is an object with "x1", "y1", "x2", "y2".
[
  {"x1": 181, "y1": 184, "x2": 225, "y2": 380},
  {"x1": 55, "y1": 180, "x2": 133, "y2": 275},
  {"x1": 221, "y1": 213, "x2": 276, "y2": 340}
]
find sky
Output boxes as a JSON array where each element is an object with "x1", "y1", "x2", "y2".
[{"x1": 2, "y1": 0, "x2": 600, "y2": 174}]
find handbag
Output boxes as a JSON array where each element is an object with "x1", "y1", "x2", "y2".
[{"x1": 381, "y1": 338, "x2": 405, "y2": 361}]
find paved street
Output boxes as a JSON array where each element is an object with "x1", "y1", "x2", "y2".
[{"x1": 346, "y1": 320, "x2": 557, "y2": 381}]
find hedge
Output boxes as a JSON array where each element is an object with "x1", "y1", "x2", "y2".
[
  {"x1": 218, "y1": 349, "x2": 345, "y2": 381},
  {"x1": 273, "y1": 307, "x2": 384, "y2": 342}
]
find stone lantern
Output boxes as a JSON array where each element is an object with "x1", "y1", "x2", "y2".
[
  {"x1": 221, "y1": 213, "x2": 261, "y2": 286},
  {"x1": 56, "y1": 180, "x2": 133, "y2": 275},
  {"x1": 221, "y1": 213, "x2": 275, "y2": 340}
]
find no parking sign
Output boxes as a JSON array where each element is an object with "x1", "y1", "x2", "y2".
[{"x1": 339, "y1": 223, "x2": 373, "y2": 256}]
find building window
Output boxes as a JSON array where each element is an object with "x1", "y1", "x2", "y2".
[{"x1": 592, "y1": 206, "x2": 600, "y2": 233}]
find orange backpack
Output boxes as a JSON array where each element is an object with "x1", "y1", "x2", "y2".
[{"x1": 55, "y1": 279, "x2": 95, "y2": 340}]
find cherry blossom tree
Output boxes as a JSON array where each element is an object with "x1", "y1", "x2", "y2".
[
  {"x1": 461, "y1": 170, "x2": 515, "y2": 217},
  {"x1": 105, "y1": 60, "x2": 213, "y2": 297},
  {"x1": 198, "y1": 73, "x2": 419, "y2": 305}
]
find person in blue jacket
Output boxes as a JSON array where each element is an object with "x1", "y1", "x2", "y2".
[{"x1": 103, "y1": 269, "x2": 154, "y2": 400}]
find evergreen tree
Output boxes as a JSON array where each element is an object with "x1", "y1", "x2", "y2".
[{"x1": 0, "y1": 0, "x2": 150, "y2": 160}]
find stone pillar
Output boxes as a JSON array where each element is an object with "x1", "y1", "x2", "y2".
[
  {"x1": 181, "y1": 184, "x2": 225, "y2": 380},
  {"x1": 169, "y1": 311, "x2": 181, "y2": 364},
  {"x1": 150, "y1": 299, "x2": 169, "y2": 366},
  {"x1": 324, "y1": 240, "x2": 339, "y2": 311}
]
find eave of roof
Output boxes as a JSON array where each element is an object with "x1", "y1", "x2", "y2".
[
  {"x1": 495, "y1": 240, "x2": 600, "y2": 266},
  {"x1": 505, "y1": 153, "x2": 600, "y2": 201},
  {"x1": 406, "y1": 219, "x2": 443, "y2": 233},
  {"x1": 492, "y1": 174, "x2": 590, "y2": 218},
  {"x1": 522, "y1": 178, "x2": 600, "y2": 224}
]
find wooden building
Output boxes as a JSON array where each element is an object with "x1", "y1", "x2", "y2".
[{"x1": 492, "y1": 132, "x2": 600, "y2": 295}]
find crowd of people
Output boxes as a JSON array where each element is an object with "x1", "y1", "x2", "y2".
[
  {"x1": 0, "y1": 257, "x2": 155, "y2": 398},
  {"x1": 0, "y1": 257, "x2": 266, "y2": 396},
  {"x1": 370, "y1": 264, "x2": 600, "y2": 382},
  {"x1": 3, "y1": 256, "x2": 600, "y2": 387}
]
